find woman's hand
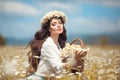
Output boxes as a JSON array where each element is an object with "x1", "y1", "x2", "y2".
[
  {"x1": 62, "y1": 63, "x2": 70, "y2": 69},
  {"x1": 74, "y1": 49, "x2": 88, "y2": 60}
]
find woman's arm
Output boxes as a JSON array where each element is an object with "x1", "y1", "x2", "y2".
[{"x1": 42, "y1": 43, "x2": 63, "y2": 71}]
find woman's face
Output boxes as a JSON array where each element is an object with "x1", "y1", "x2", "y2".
[{"x1": 49, "y1": 18, "x2": 64, "y2": 35}]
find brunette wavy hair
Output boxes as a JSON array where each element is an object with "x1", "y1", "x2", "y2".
[{"x1": 26, "y1": 16, "x2": 67, "y2": 75}]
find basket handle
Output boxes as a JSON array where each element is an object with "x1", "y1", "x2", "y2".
[{"x1": 69, "y1": 38, "x2": 84, "y2": 49}]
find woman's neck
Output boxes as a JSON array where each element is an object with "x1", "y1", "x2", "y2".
[{"x1": 50, "y1": 34, "x2": 59, "y2": 45}]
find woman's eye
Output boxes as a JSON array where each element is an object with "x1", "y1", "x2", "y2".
[
  {"x1": 59, "y1": 22, "x2": 62, "y2": 24},
  {"x1": 52, "y1": 23, "x2": 56, "y2": 26},
  {"x1": 59, "y1": 21, "x2": 62, "y2": 25}
]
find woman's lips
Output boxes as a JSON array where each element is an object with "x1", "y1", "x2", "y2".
[{"x1": 57, "y1": 28, "x2": 62, "y2": 31}]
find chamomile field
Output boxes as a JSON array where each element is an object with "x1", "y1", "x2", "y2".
[{"x1": 0, "y1": 45, "x2": 120, "y2": 80}]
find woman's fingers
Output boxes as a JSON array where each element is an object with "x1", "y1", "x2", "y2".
[
  {"x1": 74, "y1": 49, "x2": 87, "y2": 59},
  {"x1": 80, "y1": 50, "x2": 87, "y2": 57}
]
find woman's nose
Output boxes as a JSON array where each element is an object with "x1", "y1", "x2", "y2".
[{"x1": 57, "y1": 23, "x2": 61, "y2": 27}]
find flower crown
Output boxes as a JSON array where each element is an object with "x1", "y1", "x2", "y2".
[{"x1": 41, "y1": 11, "x2": 67, "y2": 25}]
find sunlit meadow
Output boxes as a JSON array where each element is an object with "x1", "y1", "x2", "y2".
[{"x1": 0, "y1": 44, "x2": 120, "y2": 80}]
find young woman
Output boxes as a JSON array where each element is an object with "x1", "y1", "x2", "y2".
[{"x1": 26, "y1": 11, "x2": 87, "y2": 80}]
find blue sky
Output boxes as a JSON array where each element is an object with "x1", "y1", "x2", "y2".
[{"x1": 0, "y1": 0, "x2": 120, "y2": 39}]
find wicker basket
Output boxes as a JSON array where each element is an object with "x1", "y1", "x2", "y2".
[
  {"x1": 70, "y1": 38, "x2": 84, "y2": 49},
  {"x1": 69, "y1": 38, "x2": 85, "y2": 73}
]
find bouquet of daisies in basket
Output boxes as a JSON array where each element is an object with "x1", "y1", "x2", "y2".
[{"x1": 60, "y1": 38, "x2": 89, "y2": 73}]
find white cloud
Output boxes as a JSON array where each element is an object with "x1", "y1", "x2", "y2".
[
  {"x1": 117, "y1": 20, "x2": 120, "y2": 28},
  {"x1": 36, "y1": 2, "x2": 78, "y2": 13},
  {"x1": 102, "y1": 1, "x2": 120, "y2": 7},
  {"x1": 82, "y1": 0, "x2": 120, "y2": 7},
  {"x1": 46, "y1": 2, "x2": 73, "y2": 11},
  {"x1": 0, "y1": 1, "x2": 40, "y2": 16},
  {"x1": 67, "y1": 17, "x2": 120, "y2": 34}
]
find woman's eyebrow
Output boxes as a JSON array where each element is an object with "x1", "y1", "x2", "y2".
[{"x1": 52, "y1": 22, "x2": 57, "y2": 24}]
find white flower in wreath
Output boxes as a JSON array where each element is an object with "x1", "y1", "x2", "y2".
[{"x1": 41, "y1": 11, "x2": 67, "y2": 25}]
